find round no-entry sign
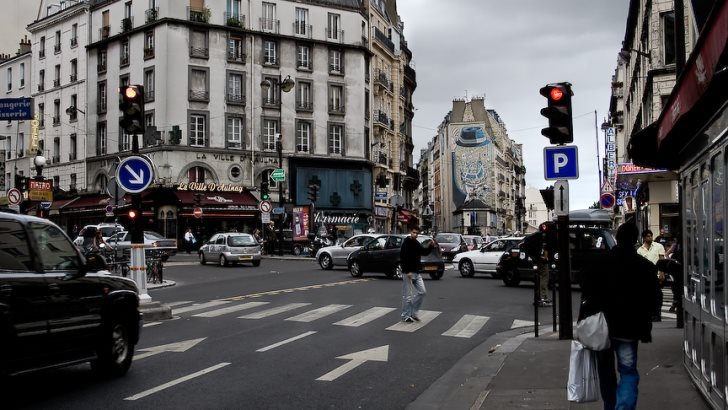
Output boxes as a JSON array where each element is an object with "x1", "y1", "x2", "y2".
[{"x1": 193, "y1": 207, "x2": 203, "y2": 218}]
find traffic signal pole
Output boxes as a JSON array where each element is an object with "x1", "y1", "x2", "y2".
[
  {"x1": 277, "y1": 137, "x2": 283, "y2": 256},
  {"x1": 556, "y1": 215, "x2": 573, "y2": 339},
  {"x1": 129, "y1": 130, "x2": 150, "y2": 303}
]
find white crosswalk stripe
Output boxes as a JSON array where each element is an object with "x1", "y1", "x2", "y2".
[
  {"x1": 285, "y1": 304, "x2": 352, "y2": 322},
  {"x1": 334, "y1": 307, "x2": 397, "y2": 327},
  {"x1": 172, "y1": 300, "x2": 231, "y2": 315},
  {"x1": 442, "y1": 315, "x2": 490, "y2": 338},
  {"x1": 193, "y1": 301, "x2": 270, "y2": 318},
  {"x1": 238, "y1": 303, "x2": 311, "y2": 319},
  {"x1": 386, "y1": 310, "x2": 441, "y2": 332}
]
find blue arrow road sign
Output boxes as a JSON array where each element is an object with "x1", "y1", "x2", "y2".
[
  {"x1": 543, "y1": 145, "x2": 579, "y2": 180},
  {"x1": 116, "y1": 156, "x2": 154, "y2": 193}
]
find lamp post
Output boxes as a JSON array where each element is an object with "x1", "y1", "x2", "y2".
[
  {"x1": 33, "y1": 150, "x2": 46, "y2": 179},
  {"x1": 260, "y1": 75, "x2": 295, "y2": 256}
]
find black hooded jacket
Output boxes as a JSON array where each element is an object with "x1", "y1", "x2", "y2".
[{"x1": 400, "y1": 236, "x2": 432, "y2": 273}]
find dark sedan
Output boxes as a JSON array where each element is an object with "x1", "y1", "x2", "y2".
[
  {"x1": 434, "y1": 233, "x2": 468, "y2": 261},
  {"x1": 347, "y1": 234, "x2": 445, "y2": 280}
]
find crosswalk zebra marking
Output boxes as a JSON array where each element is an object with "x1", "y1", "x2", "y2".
[
  {"x1": 193, "y1": 301, "x2": 270, "y2": 318},
  {"x1": 442, "y1": 315, "x2": 490, "y2": 338},
  {"x1": 172, "y1": 300, "x2": 231, "y2": 315},
  {"x1": 238, "y1": 303, "x2": 311, "y2": 319},
  {"x1": 511, "y1": 319, "x2": 536, "y2": 329},
  {"x1": 386, "y1": 310, "x2": 441, "y2": 332},
  {"x1": 166, "y1": 301, "x2": 193, "y2": 308},
  {"x1": 334, "y1": 307, "x2": 397, "y2": 327},
  {"x1": 256, "y1": 331, "x2": 318, "y2": 352},
  {"x1": 285, "y1": 304, "x2": 352, "y2": 322}
]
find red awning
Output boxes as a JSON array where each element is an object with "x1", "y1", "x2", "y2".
[
  {"x1": 398, "y1": 209, "x2": 417, "y2": 223},
  {"x1": 175, "y1": 190, "x2": 259, "y2": 210},
  {"x1": 50, "y1": 197, "x2": 80, "y2": 210},
  {"x1": 63, "y1": 194, "x2": 112, "y2": 209}
]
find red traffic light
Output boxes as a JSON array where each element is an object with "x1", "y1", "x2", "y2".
[
  {"x1": 125, "y1": 86, "x2": 138, "y2": 99},
  {"x1": 128, "y1": 209, "x2": 138, "y2": 219},
  {"x1": 549, "y1": 87, "x2": 564, "y2": 101}
]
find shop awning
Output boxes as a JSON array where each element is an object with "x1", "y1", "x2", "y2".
[
  {"x1": 175, "y1": 190, "x2": 259, "y2": 210},
  {"x1": 50, "y1": 197, "x2": 80, "y2": 210}
]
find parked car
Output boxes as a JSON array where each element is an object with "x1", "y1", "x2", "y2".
[
  {"x1": 434, "y1": 233, "x2": 468, "y2": 261},
  {"x1": 0, "y1": 211, "x2": 141, "y2": 378},
  {"x1": 73, "y1": 223, "x2": 125, "y2": 246},
  {"x1": 198, "y1": 232, "x2": 262, "y2": 267},
  {"x1": 107, "y1": 230, "x2": 178, "y2": 259},
  {"x1": 453, "y1": 236, "x2": 525, "y2": 278},
  {"x1": 463, "y1": 235, "x2": 485, "y2": 251},
  {"x1": 496, "y1": 217, "x2": 616, "y2": 287},
  {"x1": 316, "y1": 233, "x2": 378, "y2": 269},
  {"x1": 347, "y1": 234, "x2": 445, "y2": 280}
]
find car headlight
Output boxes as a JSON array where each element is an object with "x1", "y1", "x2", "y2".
[{"x1": 450, "y1": 246, "x2": 460, "y2": 252}]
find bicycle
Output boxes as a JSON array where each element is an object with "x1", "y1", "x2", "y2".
[{"x1": 146, "y1": 250, "x2": 164, "y2": 284}]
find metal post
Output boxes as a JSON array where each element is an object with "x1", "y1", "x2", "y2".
[
  {"x1": 534, "y1": 265, "x2": 540, "y2": 338},
  {"x1": 130, "y1": 131, "x2": 150, "y2": 303},
  {"x1": 557, "y1": 214, "x2": 573, "y2": 339},
  {"x1": 278, "y1": 137, "x2": 283, "y2": 256}
]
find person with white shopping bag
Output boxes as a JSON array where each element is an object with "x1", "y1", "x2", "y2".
[{"x1": 576, "y1": 223, "x2": 658, "y2": 410}]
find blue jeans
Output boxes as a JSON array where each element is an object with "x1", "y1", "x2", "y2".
[
  {"x1": 597, "y1": 339, "x2": 640, "y2": 410},
  {"x1": 401, "y1": 273, "x2": 426, "y2": 319}
]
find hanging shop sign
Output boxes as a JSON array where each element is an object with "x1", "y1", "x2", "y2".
[{"x1": 177, "y1": 182, "x2": 245, "y2": 193}]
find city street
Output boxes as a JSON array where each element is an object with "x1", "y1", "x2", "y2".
[{"x1": 5, "y1": 256, "x2": 573, "y2": 409}]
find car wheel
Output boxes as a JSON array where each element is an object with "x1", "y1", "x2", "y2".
[
  {"x1": 92, "y1": 318, "x2": 133, "y2": 378},
  {"x1": 199, "y1": 252, "x2": 206, "y2": 265},
  {"x1": 219, "y1": 255, "x2": 227, "y2": 267},
  {"x1": 387, "y1": 263, "x2": 403, "y2": 280},
  {"x1": 502, "y1": 268, "x2": 521, "y2": 287},
  {"x1": 252, "y1": 260, "x2": 261, "y2": 267},
  {"x1": 349, "y1": 260, "x2": 363, "y2": 277},
  {"x1": 319, "y1": 254, "x2": 333, "y2": 270},
  {"x1": 459, "y1": 260, "x2": 475, "y2": 277},
  {"x1": 430, "y1": 271, "x2": 444, "y2": 280},
  {"x1": 293, "y1": 245, "x2": 303, "y2": 256}
]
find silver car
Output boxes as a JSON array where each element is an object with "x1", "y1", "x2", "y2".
[
  {"x1": 315, "y1": 234, "x2": 377, "y2": 270},
  {"x1": 199, "y1": 233, "x2": 261, "y2": 267}
]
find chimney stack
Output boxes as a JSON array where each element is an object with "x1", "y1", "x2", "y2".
[{"x1": 18, "y1": 35, "x2": 31, "y2": 55}]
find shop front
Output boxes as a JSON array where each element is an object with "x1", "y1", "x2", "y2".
[{"x1": 313, "y1": 210, "x2": 372, "y2": 243}]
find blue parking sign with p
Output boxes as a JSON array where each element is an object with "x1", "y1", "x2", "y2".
[{"x1": 543, "y1": 146, "x2": 579, "y2": 180}]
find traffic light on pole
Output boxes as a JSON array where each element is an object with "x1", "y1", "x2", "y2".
[
  {"x1": 15, "y1": 174, "x2": 28, "y2": 191},
  {"x1": 307, "y1": 184, "x2": 319, "y2": 202},
  {"x1": 539, "y1": 82, "x2": 573, "y2": 145},
  {"x1": 119, "y1": 85, "x2": 145, "y2": 134},
  {"x1": 260, "y1": 181, "x2": 270, "y2": 201}
]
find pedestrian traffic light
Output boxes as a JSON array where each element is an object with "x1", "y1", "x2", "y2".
[
  {"x1": 119, "y1": 85, "x2": 145, "y2": 134},
  {"x1": 260, "y1": 181, "x2": 270, "y2": 200},
  {"x1": 307, "y1": 184, "x2": 319, "y2": 202},
  {"x1": 539, "y1": 82, "x2": 573, "y2": 145},
  {"x1": 128, "y1": 209, "x2": 138, "y2": 220}
]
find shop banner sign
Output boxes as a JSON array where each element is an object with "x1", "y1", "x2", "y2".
[
  {"x1": 0, "y1": 98, "x2": 33, "y2": 120},
  {"x1": 292, "y1": 206, "x2": 310, "y2": 241}
]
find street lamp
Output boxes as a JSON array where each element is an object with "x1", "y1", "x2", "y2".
[
  {"x1": 260, "y1": 75, "x2": 295, "y2": 256},
  {"x1": 33, "y1": 150, "x2": 46, "y2": 179}
]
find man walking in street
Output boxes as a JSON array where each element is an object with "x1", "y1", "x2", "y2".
[
  {"x1": 637, "y1": 229, "x2": 666, "y2": 321},
  {"x1": 583, "y1": 223, "x2": 658, "y2": 410},
  {"x1": 400, "y1": 226, "x2": 435, "y2": 323}
]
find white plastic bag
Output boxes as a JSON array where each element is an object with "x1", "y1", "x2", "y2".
[
  {"x1": 567, "y1": 340, "x2": 601, "y2": 402},
  {"x1": 576, "y1": 312, "x2": 610, "y2": 351}
]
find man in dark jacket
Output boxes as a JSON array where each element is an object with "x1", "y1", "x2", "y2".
[
  {"x1": 400, "y1": 226, "x2": 435, "y2": 323},
  {"x1": 581, "y1": 223, "x2": 658, "y2": 410}
]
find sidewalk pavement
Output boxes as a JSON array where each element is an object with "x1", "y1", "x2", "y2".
[{"x1": 410, "y1": 321, "x2": 709, "y2": 409}]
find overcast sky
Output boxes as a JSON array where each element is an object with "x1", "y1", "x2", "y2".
[
  {"x1": 398, "y1": 0, "x2": 630, "y2": 209},
  {"x1": 0, "y1": 1, "x2": 631, "y2": 209}
]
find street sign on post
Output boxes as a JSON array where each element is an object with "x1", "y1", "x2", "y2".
[
  {"x1": 553, "y1": 180, "x2": 569, "y2": 216},
  {"x1": 543, "y1": 146, "x2": 579, "y2": 180},
  {"x1": 6, "y1": 188, "x2": 22, "y2": 205},
  {"x1": 270, "y1": 168, "x2": 286, "y2": 182},
  {"x1": 193, "y1": 207, "x2": 203, "y2": 219},
  {"x1": 261, "y1": 212, "x2": 271, "y2": 224},
  {"x1": 116, "y1": 156, "x2": 154, "y2": 193},
  {"x1": 259, "y1": 200, "x2": 272, "y2": 213}
]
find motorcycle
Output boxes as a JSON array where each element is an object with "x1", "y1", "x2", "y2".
[{"x1": 309, "y1": 234, "x2": 334, "y2": 257}]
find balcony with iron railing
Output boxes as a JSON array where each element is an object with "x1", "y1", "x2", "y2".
[
  {"x1": 120, "y1": 54, "x2": 129, "y2": 67},
  {"x1": 37, "y1": 83, "x2": 44, "y2": 92},
  {"x1": 329, "y1": 63, "x2": 343, "y2": 74},
  {"x1": 226, "y1": 92, "x2": 245, "y2": 105},
  {"x1": 328, "y1": 102, "x2": 345, "y2": 115},
  {"x1": 373, "y1": 27, "x2": 395, "y2": 54},
  {"x1": 326, "y1": 28, "x2": 344, "y2": 43},
  {"x1": 227, "y1": 49, "x2": 245, "y2": 63},
  {"x1": 70, "y1": 73, "x2": 77, "y2": 82},
  {"x1": 52, "y1": 116, "x2": 60, "y2": 126},
  {"x1": 189, "y1": 46, "x2": 209, "y2": 59},
  {"x1": 52, "y1": 155, "x2": 60, "y2": 163},
  {"x1": 99, "y1": 26, "x2": 110, "y2": 40},
  {"x1": 69, "y1": 152, "x2": 77, "y2": 161},
  {"x1": 144, "y1": 47, "x2": 154, "y2": 59},
  {"x1": 39, "y1": 49, "x2": 45, "y2": 59},
  {"x1": 225, "y1": 12, "x2": 245, "y2": 28},
  {"x1": 145, "y1": 90, "x2": 155, "y2": 102},
  {"x1": 97, "y1": 63, "x2": 107, "y2": 74},
  {"x1": 296, "y1": 99, "x2": 313, "y2": 112},
  {"x1": 121, "y1": 16, "x2": 133, "y2": 32},
  {"x1": 70, "y1": 37, "x2": 77, "y2": 47},
  {"x1": 53, "y1": 79, "x2": 60, "y2": 88},
  {"x1": 259, "y1": 18, "x2": 280, "y2": 33},
  {"x1": 97, "y1": 100, "x2": 107, "y2": 114},
  {"x1": 374, "y1": 70, "x2": 392, "y2": 93},
  {"x1": 188, "y1": 7, "x2": 210, "y2": 23},
  {"x1": 189, "y1": 90, "x2": 209, "y2": 102},
  {"x1": 145, "y1": 7, "x2": 158, "y2": 23},
  {"x1": 293, "y1": 21, "x2": 312, "y2": 38},
  {"x1": 404, "y1": 63, "x2": 416, "y2": 83},
  {"x1": 262, "y1": 96, "x2": 279, "y2": 107},
  {"x1": 54, "y1": 43, "x2": 61, "y2": 54}
]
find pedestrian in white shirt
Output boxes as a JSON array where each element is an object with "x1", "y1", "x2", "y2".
[{"x1": 184, "y1": 228, "x2": 196, "y2": 254}]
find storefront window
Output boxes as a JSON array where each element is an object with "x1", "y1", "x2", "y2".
[
  {"x1": 711, "y1": 154, "x2": 724, "y2": 318},
  {"x1": 685, "y1": 170, "x2": 698, "y2": 304},
  {"x1": 701, "y1": 165, "x2": 711, "y2": 311}
]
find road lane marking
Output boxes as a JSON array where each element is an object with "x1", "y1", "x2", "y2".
[
  {"x1": 442, "y1": 315, "x2": 490, "y2": 338},
  {"x1": 256, "y1": 331, "x2": 317, "y2": 352},
  {"x1": 134, "y1": 338, "x2": 206, "y2": 360},
  {"x1": 511, "y1": 319, "x2": 535, "y2": 329},
  {"x1": 143, "y1": 322, "x2": 162, "y2": 328},
  {"x1": 124, "y1": 362, "x2": 230, "y2": 401},
  {"x1": 386, "y1": 310, "x2": 441, "y2": 332},
  {"x1": 172, "y1": 300, "x2": 231, "y2": 315},
  {"x1": 238, "y1": 303, "x2": 311, "y2": 319},
  {"x1": 317, "y1": 345, "x2": 389, "y2": 381},
  {"x1": 166, "y1": 301, "x2": 193, "y2": 308},
  {"x1": 285, "y1": 304, "x2": 351, "y2": 322},
  {"x1": 192, "y1": 302, "x2": 270, "y2": 318},
  {"x1": 334, "y1": 307, "x2": 396, "y2": 327},
  {"x1": 223, "y1": 279, "x2": 371, "y2": 301}
]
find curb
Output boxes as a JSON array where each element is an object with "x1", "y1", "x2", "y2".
[
  {"x1": 407, "y1": 326, "x2": 549, "y2": 410},
  {"x1": 147, "y1": 279, "x2": 176, "y2": 289},
  {"x1": 140, "y1": 300, "x2": 172, "y2": 321}
]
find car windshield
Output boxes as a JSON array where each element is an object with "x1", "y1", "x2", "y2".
[
  {"x1": 99, "y1": 226, "x2": 119, "y2": 237},
  {"x1": 228, "y1": 235, "x2": 256, "y2": 246},
  {"x1": 144, "y1": 231, "x2": 165, "y2": 240},
  {"x1": 435, "y1": 234, "x2": 458, "y2": 243}
]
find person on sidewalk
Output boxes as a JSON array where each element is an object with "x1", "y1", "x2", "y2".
[
  {"x1": 184, "y1": 228, "x2": 196, "y2": 254},
  {"x1": 400, "y1": 226, "x2": 435, "y2": 323},
  {"x1": 637, "y1": 229, "x2": 666, "y2": 321},
  {"x1": 582, "y1": 223, "x2": 658, "y2": 410}
]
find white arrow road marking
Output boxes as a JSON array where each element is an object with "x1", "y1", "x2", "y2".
[
  {"x1": 285, "y1": 304, "x2": 351, "y2": 322},
  {"x1": 134, "y1": 337, "x2": 206, "y2": 360},
  {"x1": 511, "y1": 320, "x2": 536, "y2": 329},
  {"x1": 386, "y1": 310, "x2": 441, "y2": 332},
  {"x1": 238, "y1": 303, "x2": 310, "y2": 319},
  {"x1": 125, "y1": 164, "x2": 145, "y2": 184},
  {"x1": 317, "y1": 345, "x2": 389, "y2": 382},
  {"x1": 193, "y1": 301, "x2": 269, "y2": 318},
  {"x1": 334, "y1": 307, "x2": 396, "y2": 327},
  {"x1": 442, "y1": 315, "x2": 490, "y2": 338},
  {"x1": 172, "y1": 300, "x2": 231, "y2": 315},
  {"x1": 124, "y1": 362, "x2": 230, "y2": 401},
  {"x1": 256, "y1": 331, "x2": 317, "y2": 352}
]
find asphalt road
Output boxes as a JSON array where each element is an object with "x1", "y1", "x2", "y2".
[{"x1": 6, "y1": 257, "x2": 574, "y2": 409}]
